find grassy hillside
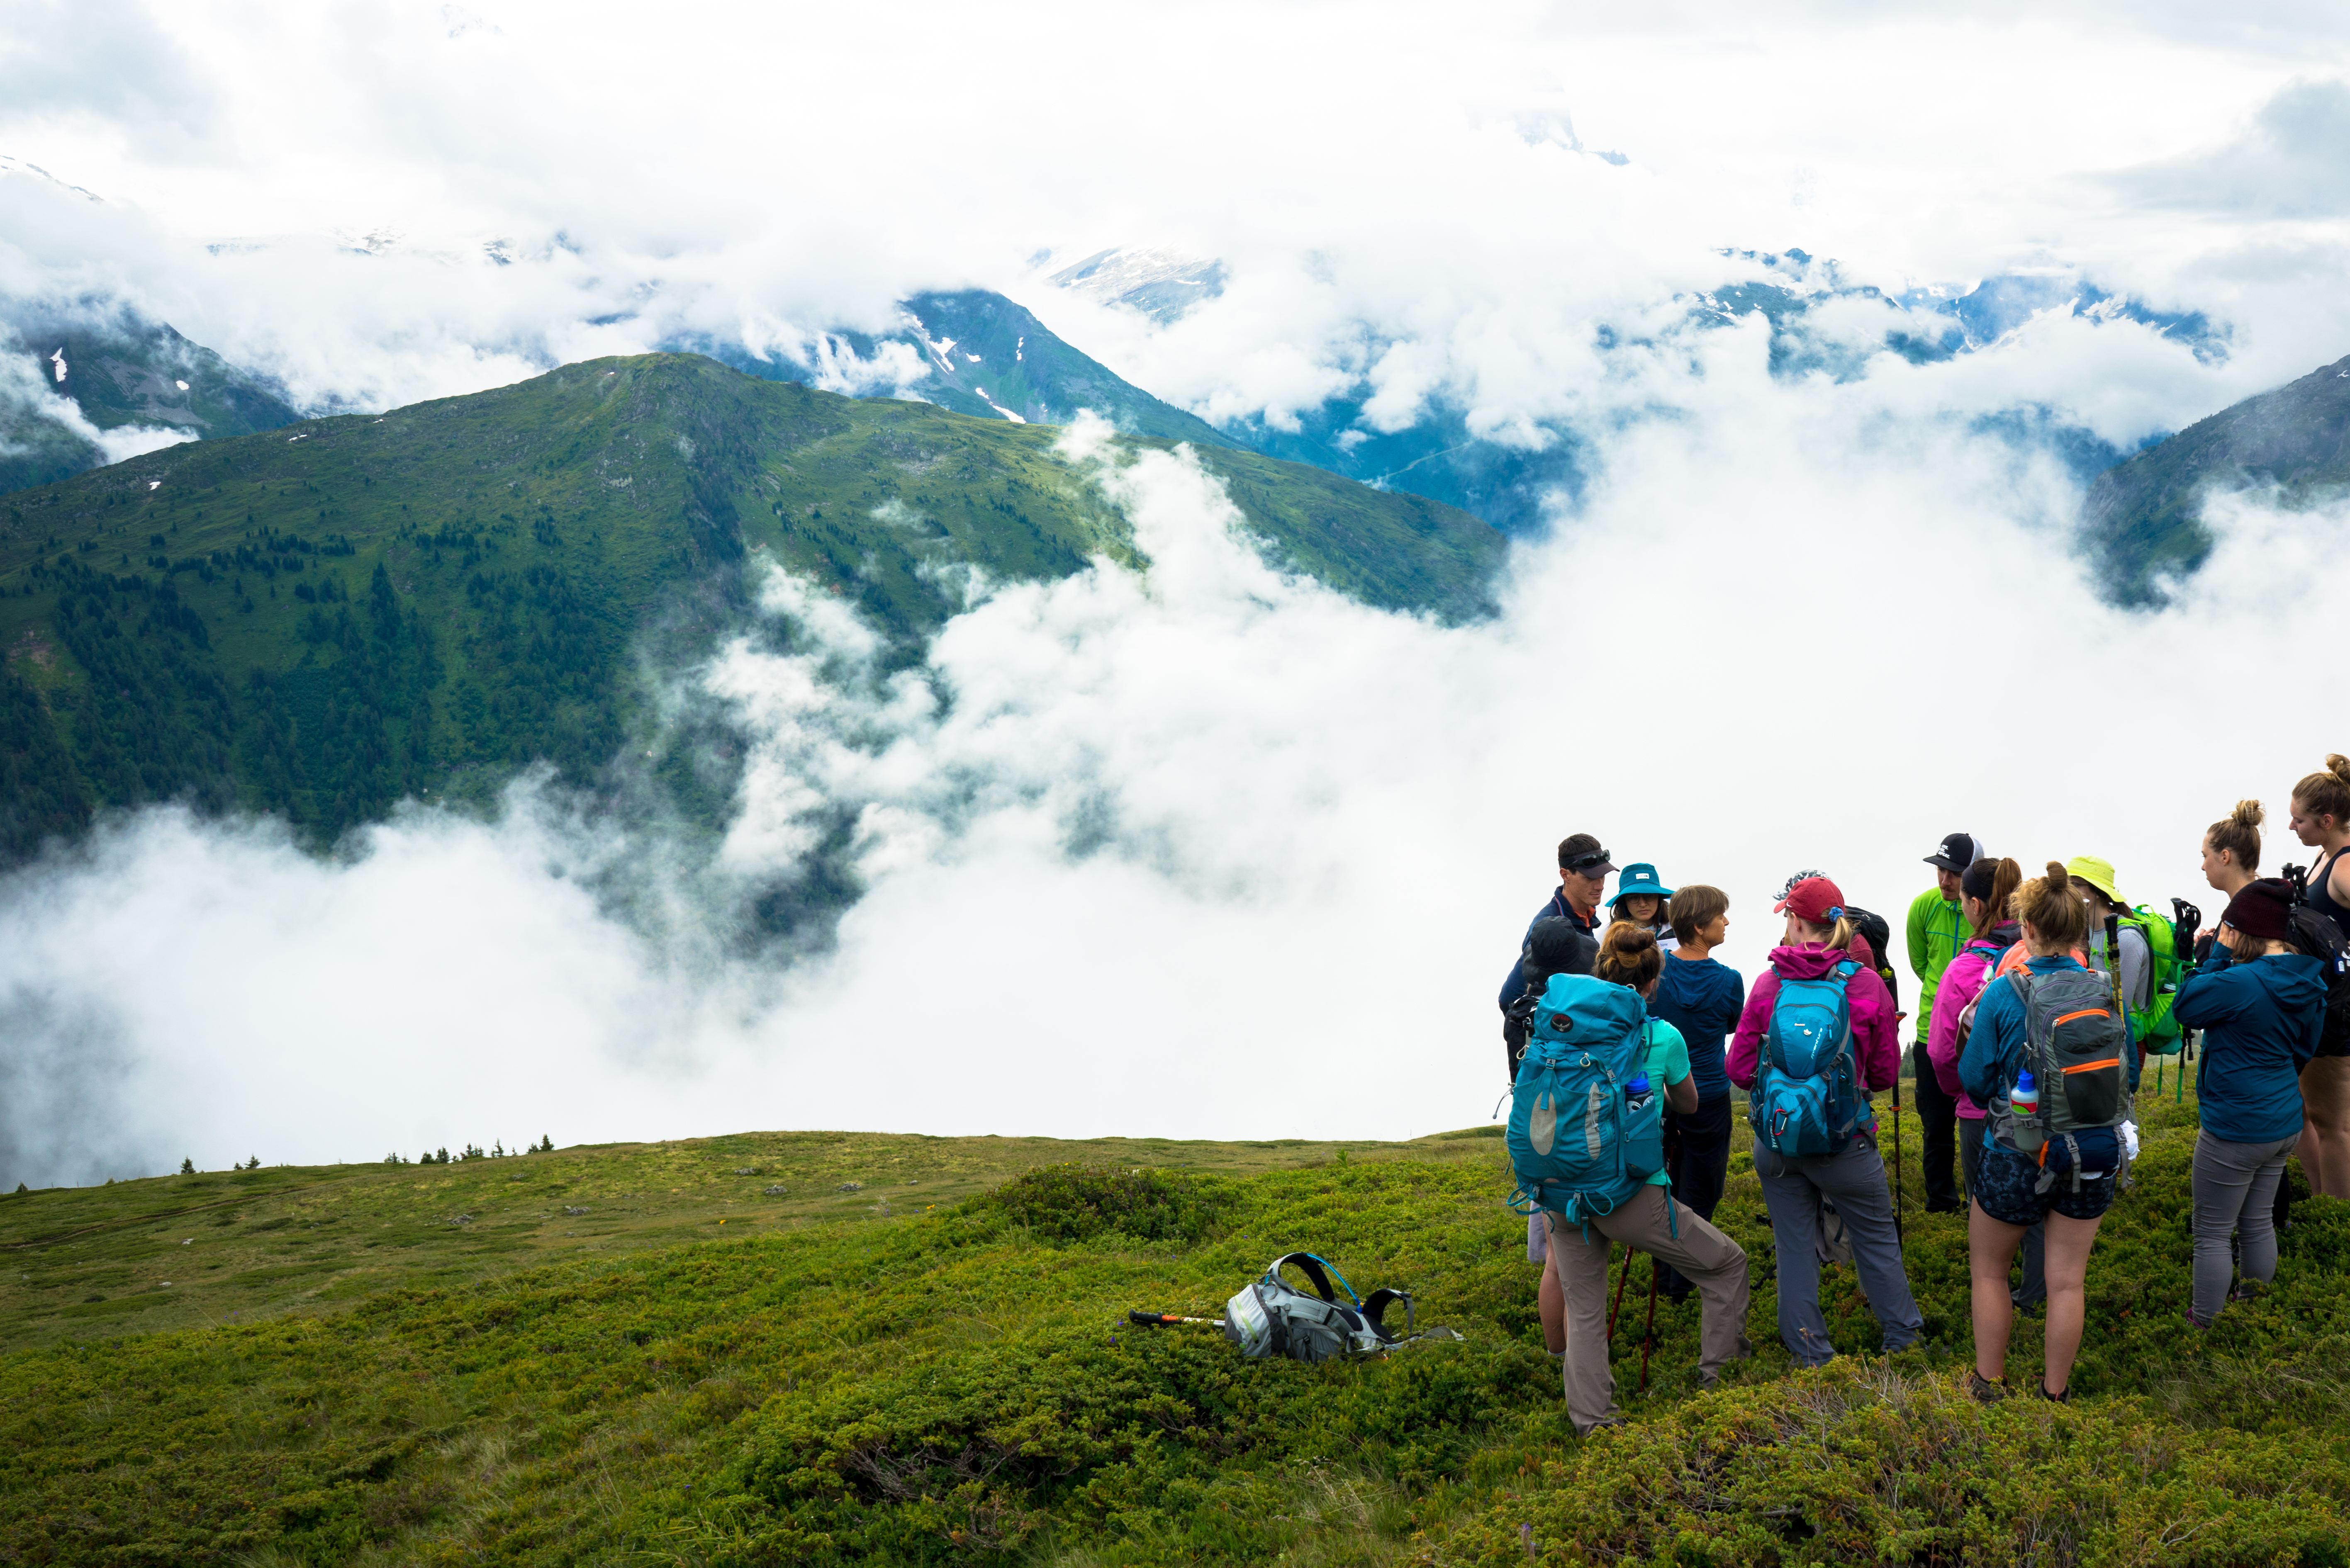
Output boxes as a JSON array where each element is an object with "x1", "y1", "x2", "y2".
[
  {"x1": 5, "y1": 1080, "x2": 2345, "y2": 1566},
  {"x1": 2082, "y1": 349, "x2": 2350, "y2": 603},
  {"x1": 0, "y1": 353, "x2": 1505, "y2": 856}
]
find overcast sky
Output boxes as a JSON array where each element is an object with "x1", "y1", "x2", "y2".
[{"x1": 4, "y1": 3, "x2": 2350, "y2": 1182}]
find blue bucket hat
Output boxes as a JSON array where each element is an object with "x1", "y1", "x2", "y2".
[{"x1": 1607, "y1": 863, "x2": 1675, "y2": 908}]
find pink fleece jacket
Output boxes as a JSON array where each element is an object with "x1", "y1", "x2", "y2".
[
  {"x1": 1727, "y1": 942, "x2": 1903, "y2": 1096},
  {"x1": 1926, "y1": 938, "x2": 2004, "y2": 1120}
]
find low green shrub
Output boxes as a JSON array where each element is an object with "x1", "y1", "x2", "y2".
[
  {"x1": 1417, "y1": 1361, "x2": 2350, "y2": 1567},
  {"x1": 962, "y1": 1163, "x2": 1236, "y2": 1246}
]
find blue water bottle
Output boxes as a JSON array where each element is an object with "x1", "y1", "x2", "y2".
[{"x1": 2008, "y1": 1067, "x2": 2043, "y2": 1152}]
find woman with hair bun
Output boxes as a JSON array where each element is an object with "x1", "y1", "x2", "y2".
[
  {"x1": 1728, "y1": 876, "x2": 1923, "y2": 1366},
  {"x1": 1539, "y1": 922, "x2": 1752, "y2": 1435},
  {"x1": 1959, "y1": 863, "x2": 2123, "y2": 1403},
  {"x1": 2201, "y1": 800, "x2": 2265, "y2": 912},
  {"x1": 2287, "y1": 755, "x2": 2350, "y2": 1197}
]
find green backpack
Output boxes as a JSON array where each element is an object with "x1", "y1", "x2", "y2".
[{"x1": 2119, "y1": 903, "x2": 2195, "y2": 1056}]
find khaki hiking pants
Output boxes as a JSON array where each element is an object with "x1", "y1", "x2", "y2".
[{"x1": 1546, "y1": 1186, "x2": 1751, "y2": 1434}]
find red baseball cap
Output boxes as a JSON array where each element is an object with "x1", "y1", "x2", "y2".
[{"x1": 1773, "y1": 875, "x2": 1846, "y2": 925}]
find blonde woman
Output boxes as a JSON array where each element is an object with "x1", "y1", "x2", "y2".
[{"x1": 2288, "y1": 756, "x2": 2350, "y2": 1198}]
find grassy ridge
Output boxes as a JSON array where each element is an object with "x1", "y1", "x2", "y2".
[
  {"x1": 4, "y1": 1081, "x2": 2347, "y2": 1565},
  {"x1": 0, "y1": 354, "x2": 1506, "y2": 854}
]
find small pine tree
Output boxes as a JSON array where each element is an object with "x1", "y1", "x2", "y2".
[
  {"x1": 537, "y1": 1134, "x2": 553, "y2": 1152},
  {"x1": 492, "y1": 1140, "x2": 505, "y2": 1158},
  {"x1": 180, "y1": 1158, "x2": 195, "y2": 1175},
  {"x1": 436, "y1": 1147, "x2": 450, "y2": 1165}
]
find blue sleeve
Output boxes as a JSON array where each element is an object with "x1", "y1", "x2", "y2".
[
  {"x1": 1717, "y1": 967, "x2": 1746, "y2": 1038},
  {"x1": 1958, "y1": 977, "x2": 2011, "y2": 1105},
  {"x1": 2174, "y1": 958, "x2": 2241, "y2": 1031},
  {"x1": 1498, "y1": 902, "x2": 1561, "y2": 1011},
  {"x1": 2295, "y1": 989, "x2": 2323, "y2": 1071}
]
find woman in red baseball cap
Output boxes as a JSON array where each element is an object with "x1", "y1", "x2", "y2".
[{"x1": 1727, "y1": 876, "x2": 1924, "y2": 1364}]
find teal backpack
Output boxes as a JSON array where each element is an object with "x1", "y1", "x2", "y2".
[
  {"x1": 1749, "y1": 961, "x2": 1865, "y2": 1157},
  {"x1": 1506, "y1": 973, "x2": 1666, "y2": 1233}
]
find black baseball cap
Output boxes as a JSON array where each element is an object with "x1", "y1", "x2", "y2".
[{"x1": 1924, "y1": 832, "x2": 1983, "y2": 873}]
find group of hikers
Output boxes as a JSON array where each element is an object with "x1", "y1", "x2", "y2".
[{"x1": 1498, "y1": 754, "x2": 2350, "y2": 1434}]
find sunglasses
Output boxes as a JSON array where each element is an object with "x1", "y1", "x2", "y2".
[{"x1": 1565, "y1": 853, "x2": 1612, "y2": 875}]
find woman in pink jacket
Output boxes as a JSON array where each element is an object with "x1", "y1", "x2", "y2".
[
  {"x1": 1927, "y1": 857, "x2": 2025, "y2": 1196},
  {"x1": 1729, "y1": 875, "x2": 1925, "y2": 1364}
]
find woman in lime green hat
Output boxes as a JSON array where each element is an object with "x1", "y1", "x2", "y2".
[{"x1": 2066, "y1": 856, "x2": 2150, "y2": 1088}]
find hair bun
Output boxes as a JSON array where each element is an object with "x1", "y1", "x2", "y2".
[
  {"x1": 2331, "y1": 753, "x2": 2350, "y2": 783},
  {"x1": 2046, "y1": 860, "x2": 2068, "y2": 884},
  {"x1": 2232, "y1": 799, "x2": 2265, "y2": 828}
]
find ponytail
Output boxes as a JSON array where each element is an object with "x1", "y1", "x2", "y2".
[
  {"x1": 2012, "y1": 860, "x2": 2089, "y2": 947},
  {"x1": 1963, "y1": 856, "x2": 2023, "y2": 940},
  {"x1": 1596, "y1": 920, "x2": 1663, "y2": 992}
]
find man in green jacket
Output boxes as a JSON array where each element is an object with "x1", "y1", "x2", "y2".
[{"x1": 1907, "y1": 831, "x2": 1983, "y2": 1213}]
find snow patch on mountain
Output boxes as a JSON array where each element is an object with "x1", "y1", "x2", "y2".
[{"x1": 1049, "y1": 246, "x2": 1228, "y2": 324}]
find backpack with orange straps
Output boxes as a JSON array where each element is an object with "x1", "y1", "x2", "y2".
[{"x1": 1988, "y1": 964, "x2": 2132, "y2": 1194}]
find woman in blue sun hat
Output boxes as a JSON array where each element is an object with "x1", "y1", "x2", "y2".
[{"x1": 1608, "y1": 863, "x2": 1679, "y2": 953}]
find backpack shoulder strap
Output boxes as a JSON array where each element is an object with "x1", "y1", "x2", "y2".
[
  {"x1": 1359, "y1": 1287, "x2": 1414, "y2": 1343},
  {"x1": 1269, "y1": 1252, "x2": 1360, "y2": 1306}
]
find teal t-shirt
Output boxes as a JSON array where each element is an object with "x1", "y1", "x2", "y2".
[{"x1": 1638, "y1": 1020, "x2": 1692, "y2": 1187}]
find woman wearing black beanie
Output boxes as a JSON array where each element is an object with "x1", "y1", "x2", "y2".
[{"x1": 2174, "y1": 879, "x2": 2328, "y2": 1326}]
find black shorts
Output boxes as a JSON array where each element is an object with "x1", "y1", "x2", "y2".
[{"x1": 1972, "y1": 1135, "x2": 2116, "y2": 1225}]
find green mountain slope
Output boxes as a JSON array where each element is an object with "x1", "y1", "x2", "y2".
[
  {"x1": 2082, "y1": 349, "x2": 2350, "y2": 602},
  {"x1": 0, "y1": 352, "x2": 1504, "y2": 857},
  {"x1": 689, "y1": 288, "x2": 1240, "y2": 449},
  {"x1": 1, "y1": 307, "x2": 299, "y2": 494}
]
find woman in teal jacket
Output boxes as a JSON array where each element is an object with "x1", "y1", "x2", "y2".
[
  {"x1": 1957, "y1": 863, "x2": 2118, "y2": 1404},
  {"x1": 2175, "y1": 879, "x2": 2326, "y2": 1326}
]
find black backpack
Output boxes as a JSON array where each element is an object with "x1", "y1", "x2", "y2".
[
  {"x1": 2282, "y1": 901, "x2": 2350, "y2": 1058},
  {"x1": 1843, "y1": 905, "x2": 1901, "y2": 1016}
]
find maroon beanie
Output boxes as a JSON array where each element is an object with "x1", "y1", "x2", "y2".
[{"x1": 2221, "y1": 879, "x2": 2294, "y2": 942}]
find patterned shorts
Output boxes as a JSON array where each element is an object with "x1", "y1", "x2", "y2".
[{"x1": 1973, "y1": 1136, "x2": 2115, "y2": 1225}]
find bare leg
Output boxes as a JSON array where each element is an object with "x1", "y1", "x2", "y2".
[
  {"x1": 2299, "y1": 1060, "x2": 2350, "y2": 1198},
  {"x1": 2039, "y1": 1210, "x2": 2106, "y2": 1395},
  {"x1": 1540, "y1": 1243, "x2": 1566, "y2": 1353},
  {"x1": 1968, "y1": 1200, "x2": 2025, "y2": 1383}
]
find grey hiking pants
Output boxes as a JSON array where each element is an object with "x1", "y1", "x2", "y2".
[
  {"x1": 1546, "y1": 1186, "x2": 1751, "y2": 1435},
  {"x1": 2193, "y1": 1128, "x2": 2299, "y2": 1323},
  {"x1": 1754, "y1": 1138, "x2": 1924, "y2": 1364}
]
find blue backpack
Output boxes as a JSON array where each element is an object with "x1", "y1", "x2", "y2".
[
  {"x1": 1748, "y1": 960, "x2": 1864, "y2": 1156},
  {"x1": 1506, "y1": 973, "x2": 1666, "y2": 1232}
]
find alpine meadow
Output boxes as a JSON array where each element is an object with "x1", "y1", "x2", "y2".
[{"x1": 12, "y1": 5, "x2": 2350, "y2": 1567}]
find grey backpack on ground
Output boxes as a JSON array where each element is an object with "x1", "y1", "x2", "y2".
[{"x1": 1223, "y1": 1252, "x2": 1416, "y2": 1363}]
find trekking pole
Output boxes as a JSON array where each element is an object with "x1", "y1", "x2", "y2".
[
  {"x1": 1637, "y1": 1255, "x2": 1659, "y2": 1392},
  {"x1": 1607, "y1": 1245, "x2": 1634, "y2": 1342},
  {"x1": 1892, "y1": 1012, "x2": 1907, "y2": 1242},
  {"x1": 1126, "y1": 1311, "x2": 1221, "y2": 1327}
]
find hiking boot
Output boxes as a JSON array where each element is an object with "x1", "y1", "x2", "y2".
[
  {"x1": 2036, "y1": 1381, "x2": 2070, "y2": 1403},
  {"x1": 1963, "y1": 1368, "x2": 2006, "y2": 1404},
  {"x1": 2228, "y1": 1281, "x2": 2264, "y2": 1303},
  {"x1": 2184, "y1": 1308, "x2": 2211, "y2": 1330}
]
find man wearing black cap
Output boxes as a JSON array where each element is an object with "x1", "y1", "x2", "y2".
[
  {"x1": 1906, "y1": 831, "x2": 1984, "y2": 1213},
  {"x1": 1498, "y1": 833, "x2": 1613, "y2": 1075},
  {"x1": 1498, "y1": 834, "x2": 1613, "y2": 1357}
]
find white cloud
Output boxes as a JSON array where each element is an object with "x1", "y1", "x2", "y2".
[{"x1": 5, "y1": 357, "x2": 2345, "y2": 1183}]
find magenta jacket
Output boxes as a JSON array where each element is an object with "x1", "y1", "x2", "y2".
[
  {"x1": 1728, "y1": 942, "x2": 1904, "y2": 1097},
  {"x1": 1926, "y1": 937, "x2": 2005, "y2": 1120}
]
